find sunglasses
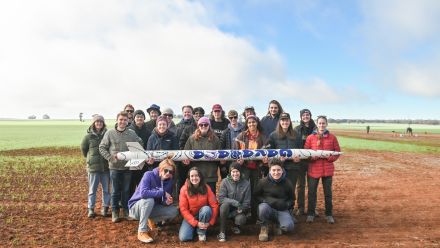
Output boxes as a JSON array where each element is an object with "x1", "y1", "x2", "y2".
[
  {"x1": 164, "y1": 168, "x2": 174, "y2": 175},
  {"x1": 229, "y1": 116, "x2": 238, "y2": 120},
  {"x1": 198, "y1": 123, "x2": 209, "y2": 127},
  {"x1": 164, "y1": 114, "x2": 173, "y2": 117},
  {"x1": 125, "y1": 110, "x2": 134, "y2": 113}
]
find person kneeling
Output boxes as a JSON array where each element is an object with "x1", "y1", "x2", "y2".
[
  {"x1": 254, "y1": 158, "x2": 295, "y2": 242},
  {"x1": 179, "y1": 167, "x2": 219, "y2": 242},
  {"x1": 128, "y1": 158, "x2": 179, "y2": 243},
  {"x1": 217, "y1": 162, "x2": 251, "y2": 242}
]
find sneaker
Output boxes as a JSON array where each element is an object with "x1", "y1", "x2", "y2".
[
  {"x1": 231, "y1": 226, "x2": 241, "y2": 234},
  {"x1": 87, "y1": 208, "x2": 96, "y2": 218},
  {"x1": 148, "y1": 218, "x2": 157, "y2": 230},
  {"x1": 112, "y1": 211, "x2": 120, "y2": 223},
  {"x1": 273, "y1": 225, "x2": 282, "y2": 236},
  {"x1": 217, "y1": 232, "x2": 226, "y2": 242},
  {"x1": 101, "y1": 207, "x2": 110, "y2": 217},
  {"x1": 198, "y1": 234, "x2": 206, "y2": 242},
  {"x1": 326, "y1": 215, "x2": 335, "y2": 224},
  {"x1": 258, "y1": 225, "x2": 269, "y2": 242},
  {"x1": 138, "y1": 231, "x2": 153, "y2": 243},
  {"x1": 306, "y1": 215, "x2": 314, "y2": 223}
]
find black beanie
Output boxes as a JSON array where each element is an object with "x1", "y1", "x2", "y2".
[
  {"x1": 229, "y1": 162, "x2": 242, "y2": 173},
  {"x1": 300, "y1": 109, "x2": 312, "y2": 118},
  {"x1": 133, "y1": 110, "x2": 146, "y2": 118}
]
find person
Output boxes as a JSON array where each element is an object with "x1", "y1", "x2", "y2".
[
  {"x1": 124, "y1": 104, "x2": 135, "y2": 125},
  {"x1": 267, "y1": 112, "x2": 301, "y2": 222},
  {"x1": 260, "y1": 100, "x2": 284, "y2": 137},
  {"x1": 99, "y1": 111, "x2": 143, "y2": 223},
  {"x1": 80, "y1": 114, "x2": 110, "y2": 218},
  {"x1": 175, "y1": 105, "x2": 195, "y2": 142},
  {"x1": 219, "y1": 109, "x2": 244, "y2": 179},
  {"x1": 217, "y1": 162, "x2": 251, "y2": 242},
  {"x1": 183, "y1": 117, "x2": 223, "y2": 194},
  {"x1": 177, "y1": 106, "x2": 204, "y2": 196},
  {"x1": 128, "y1": 110, "x2": 152, "y2": 197},
  {"x1": 209, "y1": 104, "x2": 230, "y2": 138},
  {"x1": 366, "y1": 125, "x2": 370, "y2": 134},
  {"x1": 145, "y1": 104, "x2": 161, "y2": 133},
  {"x1": 242, "y1": 106, "x2": 256, "y2": 122},
  {"x1": 162, "y1": 107, "x2": 177, "y2": 134},
  {"x1": 128, "y1": 158, "x2": 179, "y2": 243},
  {"x1": 254, "y1": 158, "x2": 295, "y2": 242},
  {"x1": 179, "y1": 167, "x2": 219, "y2": 242},
  {"x1": 293, "y1": 108, "x2": 316, "y2": 216},
  {"x1": 145, "y1": 115, "x2": 178, "y2": 170},
  {"x1": 304, "y1": 115, "x2": 341, "y2": 224},
  {"x1": 236, "y1": 115, "x2": 268, "y2": 220}
]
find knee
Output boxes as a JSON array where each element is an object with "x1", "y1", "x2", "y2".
[
  {"x1": 200, "y1": 206, "x2": 212, "y2": 215},
  {"x1": 220, "y1": 203, "x2": 231, "y2": 213},
  {"x1": 258, "y1": 203, "x2": 270, "y2": 216},
  {"x1": 281, "y1": 220, "x2": 294, "y2": 232}
]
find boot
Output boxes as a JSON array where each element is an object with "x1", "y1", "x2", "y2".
[
  {"x1": 259, "y1": 225, "x2": 269, "y2": 242},
  {"x1": 112, "y1": 210, "x2": 120, "y2": 223},
  {"x1": 138, "y1": 231, "x2": 154, "y2": 243},
  {"x1": 101, "y1": 207, "x2": 110, "y2": 217},
  {"x1": 123, "y1": 209, "x2": 134, "y2": 220},
  {"x1": 87, "y1": 208, "x2": 96, "y2": 218}
]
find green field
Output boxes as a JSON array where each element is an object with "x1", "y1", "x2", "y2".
[
  {"x1": 329, "y1": 123, "x2": 440, "y2": 134},
  {"x1": 0, "y1": 120, "x2": 439, "y2": 153}
]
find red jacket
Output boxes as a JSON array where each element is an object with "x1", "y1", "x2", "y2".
[
  {"x1": 304, "y1": 130, "x2": 341, "y2": 179},
  {"x1": 179, "y1": 181, "x2": 219, "y2": 227}
]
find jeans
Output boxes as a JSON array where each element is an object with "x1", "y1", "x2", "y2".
[
  {"x1": 296, "y1": 163, "x2": 308, "y2": 210},
  {"x1": 219, "y1": 202, "x2": 247, "y2": 233},
  {"x1": 307, "y1": 176, "x2": 333, "y2": 216},
  {"x1": 179, "y1": 206, "x2": 212, "y2": 241},
  {"x1": 129, "y1": 198, "x2": 178, "y2": 232},
  {"x1": 258, "y1": 203, "x2": 294, "y2": 232},
  {"x1": 110, "y1": 169, "x2": 132, "y2": 211},
  {"x1": 87, "y1": 171, "x2": 110, "y2": 209}
]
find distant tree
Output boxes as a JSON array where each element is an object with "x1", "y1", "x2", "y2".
[
  {"x1": 28, "y1": 115, "x2": 36, "y2": 120},
  {"x1": 79, "y1": 112, "x2": 84, "y2": 122},
  {"x1": 42, "y1": 114, "x2": 50, "y2": 119}
]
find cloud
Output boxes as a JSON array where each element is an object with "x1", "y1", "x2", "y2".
[{"x1": 358, "y1": 0, "x2": 440, "y2": 97}]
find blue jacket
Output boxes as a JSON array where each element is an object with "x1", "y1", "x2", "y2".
[{"x1": 128, "y1": 168, "x2": 174, "y2": 209}]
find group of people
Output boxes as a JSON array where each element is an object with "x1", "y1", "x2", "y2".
[{"x1": 80, "y1": 100, "x2": 341, "y2": 243}]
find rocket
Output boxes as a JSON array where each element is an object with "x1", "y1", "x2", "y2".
[{"x1": 116, "y1": 142, "x2": 343, "y2": 169}]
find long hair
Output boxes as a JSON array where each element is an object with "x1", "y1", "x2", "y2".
[
  {"x1": 275, "y1": 118, "x2": 296, "y2": 140},
  {"x1": 266, "y1": 100, "x2": 284, "y2": 117},
  {"x1": 316, "y1": 115, "x2": 328, "y2": 146},
  {"x1": 244, "y1": 116, "x2": 263, "y2": 134},
  {"x1": 186, "y1": 167, "x2": 207, "y2": 196},
  {"x1": 209, "y1": 110, "x2": 228, "y2": 122},
  {"x1": 193, "y1": 127, "x2": 216, "y2": 141}
]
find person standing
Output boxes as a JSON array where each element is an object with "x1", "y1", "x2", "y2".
[
  {"x1": 80, "y1": 114, "x2": 110, "y2": 218},
  {"x1": 128, "y1": 158, "x2": 179, "y2": 243},
  {"x1": 145, "y1": 104, "x2": 161, "y2": 133},
  {"x1": 175, "y1": 105, "x2": 195, "y2": 142},
  {"x1": 219, "y1": 109, "x2": 244, "y2": 179},
  {"x1": 260, "y1": 100, "x2": 284, "y2": 137},
  {"x1": 209, "y1": 104, "x2": 230, "y2": 139},
  {"x1": 304, "y1": 115, "x2": 341, "y2": 224},
  {"x1": 99, "y1": 111, "x2": 143, "y2": 223},
  {"x1": 124, "y1": 104, "x2": 135, "y2": 125},
  {"x1": 242, "y1": 106, "x2": 256, "y2": 122},
  {"x1": 293, "y1": 109, "x2": 316, "y2": 215},
  {"x1": 162, "y1": 107, "x2": 177, "y2": 134},
  {"x1": 254, "y1": 158, "x2": 295, "y2": 242}
]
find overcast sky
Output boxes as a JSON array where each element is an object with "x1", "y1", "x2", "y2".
[{"x1": 1, "y1": 0, "x2": 439, "y2": 120}]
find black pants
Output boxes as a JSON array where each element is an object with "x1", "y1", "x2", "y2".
[
  {"x1": 296, "y1": 163, "x2": 308, "y2": 210},
  {"x1": 307, "y1": 176, "x2": 333, "y2": 216},
  {"x1": 285, "y1": 168, "x2": 300, "y2": 203}
]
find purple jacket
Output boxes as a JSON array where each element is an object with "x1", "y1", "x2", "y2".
[{"x1": 128, "y1": 167, "x2": 174, "y2": 209}]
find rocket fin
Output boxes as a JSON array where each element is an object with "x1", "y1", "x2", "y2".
[{"x1": 127, "y1": 142, "x2": 145, "y2": 152}]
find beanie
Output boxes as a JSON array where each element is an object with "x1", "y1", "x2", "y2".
[
  {"x1": 133, "y1": 110, "x2": 145, "y2": 119},
  {"x1": 156, "y1": 115, "x2": 169, "y2": 126},
  {"x1": 92, "y1": 114, "x2": 104, "y2": 123},
  {"x1": 300, "y1": 109, "x2": 312, "y2": 118},
  {"x1": 197, "y1": 116, "x2": 210, "y2": 126}
]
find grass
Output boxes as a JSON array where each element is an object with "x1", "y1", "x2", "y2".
[
  {"x1": 337, "y1": 136, "x2": 440, "y2": 153},
  {"x1": 329, "y1": 123, "x2": 440, "y2": 134}
]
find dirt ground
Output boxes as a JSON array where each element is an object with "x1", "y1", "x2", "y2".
[{"x1": 1, "y1": 132, "x2": 440, "y2": 247}]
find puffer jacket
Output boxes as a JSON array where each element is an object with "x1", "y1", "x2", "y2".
[
  {"x1": 184, "y1": 134, "x2": 221, "y2": 183},
  {"x1": 179, "y1": 181, "x2": 219, "y2": 227},
  {"x1": 254, "y1": 170, "x2": 294, "y2": 211},
  {"x1": 147, "y1": 129, "x2": 178, "y2": 151},
  {"x1": 218, "y1": 175, "x2": 251, "y2": 210},
  {"x1": 304, "y1": 130, "x2": 341, "y2": 178},
  {"x1": 80, "y1": 127, "x2": 108, "y2": 172},
  {"x1": 99, "y1": 127, "x2": 143, "y2": 170},
  {"x1": 267, "y1": 131, "x2": 302, "y2": 170}
]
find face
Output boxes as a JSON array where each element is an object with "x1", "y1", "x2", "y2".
[
  {"x1": 317, "y1": 118, "x2": 328, "y2": 132},
  {"x1": 269, "y1": 103, "x2": 279, "y2": 116},
  {"x1": 280, "y1": 118, "x2": 290, "y2": 130},
  {"x1": 160, "y1": 166, "x2": 174, "y2": 180},
  {"x1": 194, "y1": 111, "x2": 203, "y2": 121},
  {"x1": 117, "y1": 115, "x2": 128, "y2": 129},
  {"x1": 157, "y1": 120, "x2": 168, "y2": 134},
  {"x1": 213, "y1": 110, "x2": 222, "y2": 119},
  {"x1": 182, "y1": 107, "x2": 193, "y2": 120},
  {"x1": 245, "y1": 109, "x2": 255, "y2": 117},
  {"x1": 134, "y1": 115, "x2": 145, "y2": 126},
  {"x1": 228, "y1": 114, "x2": 238, "y2": 125},
  {"x1": 149, "y1": 110, "x2": 159, "y2": 120},
  {"x1": 301, "y1": 112, "x2": 311, "y2": 124},
  {"x1": 94, "y1": 120, "x2": 104, "y2": 130},
  {"x1": 198, "y1": 123, "x2": 209, "y2": 135},
  {"x1": 164, "y1": 113, "x2": 173, "y2": 124},
  {"x1": 124, "y1": 108, "x2": 134, "y2": 119},
  {"x1": 269, "y1": 165, "x2": 283, "y2": 180},
  {"x1": 247, "y1": 118, "x2": 257, "y2": 132},
  {"x1": 189, "y1": 170, "x2": 200, "y2": 186},
  {"x1": 230, "y1": 169, "x2": 240, "y2": 181}
]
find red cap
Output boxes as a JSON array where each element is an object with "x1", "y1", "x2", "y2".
[{"x1": 212, "y1": 104, "x2": 223, "y2": 111}]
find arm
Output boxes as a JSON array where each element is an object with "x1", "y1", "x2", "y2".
[
  {"x1": 218, "y1": 180, "x2": 240, "y2": 207},
  {"x1": 327, "y1": 134, "x2": 341, "y2": 162},
  {"x1": 139, "y1": 174, "x2": 165, "y2": 199},
  {"x1": 99, "y1": 132, "x2": 113, "y2": 162},
  {"x1": 80, "y1": 135, "x2": 89, "y2": 158},
  {"x1": 179, "y1": 189, "x2": 198, "y2": 227}
]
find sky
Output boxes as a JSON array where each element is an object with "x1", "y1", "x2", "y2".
[{"x1": 0, "y1": 0, "x2": 439, "y2": 120}]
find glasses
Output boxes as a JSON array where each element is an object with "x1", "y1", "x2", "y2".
[
  {"x1": 164, "y1": 114, "x2": 173, "y2": 117},
  {"x1": 229, "y1": 116, "x2": 238, "y2": 120},
  {"x1": 163, "y1": 168, "x2": 174, "y2": 175},
  {"x1": 199, "y1": 123, "x2": 209, "y2": 127},
  {"x1": 125, "y1": 110, "x2": 134, "y2": 113}
]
